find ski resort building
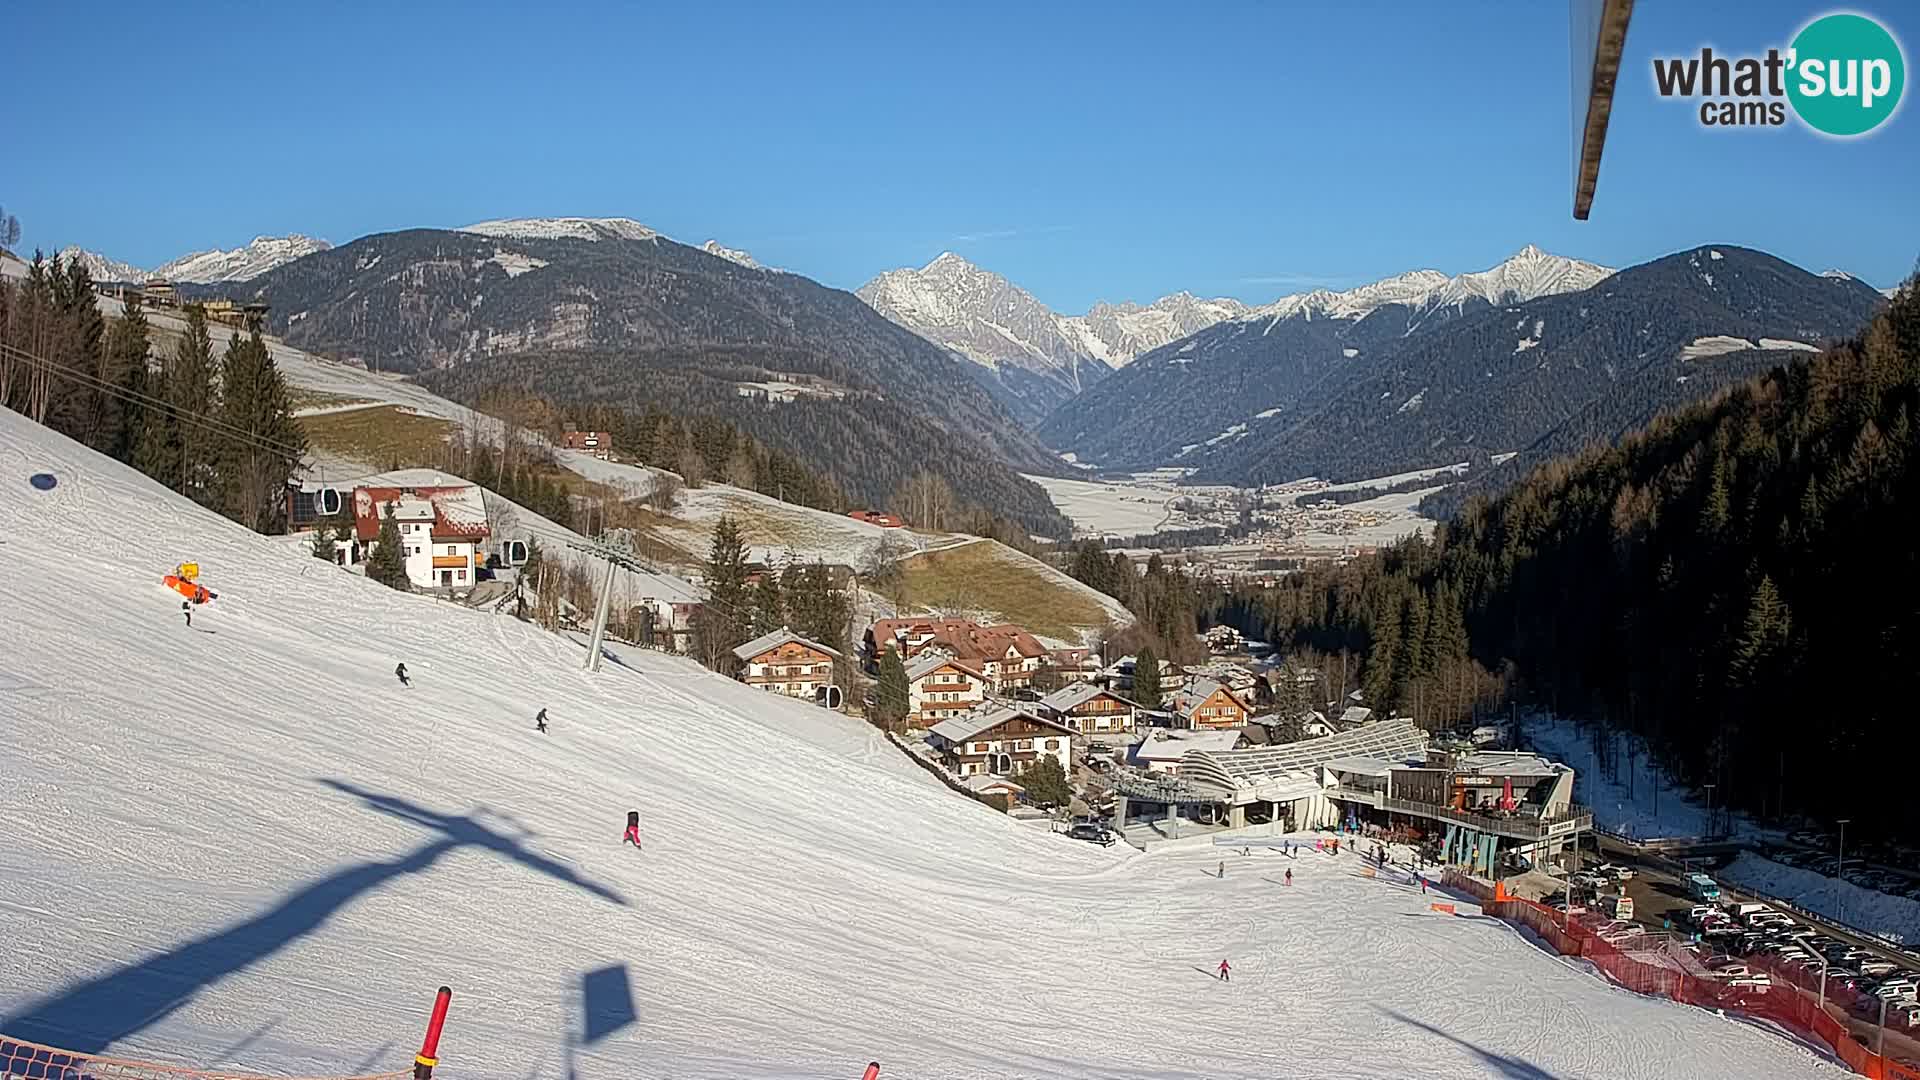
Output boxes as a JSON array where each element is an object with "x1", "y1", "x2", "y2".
[
  {"x1": 1127, "y1": 728, "x2": 1243, "y2": 774},
  {"x1": 1110, "y1": 718, "x2": 1592, "y2": 868},
  {"x1": 1036, "y1": 682, "x2": 1139, "y2": 739},
  {"x1": 905, "y1": 653, "x2": 991, "y2": 728},
  {"x1": 351, "y1": 483, "x2": 490, "y2": 591},
  {"x1": 733, "y1": 628, "x2": 842, "y2": 700},
  {"x1": 926, "y1": 706, "x2": 1075, "y2": 779}
]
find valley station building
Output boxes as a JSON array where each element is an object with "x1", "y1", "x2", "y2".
[{"x1": 1109, "y1": 718, "x2": 1592, "y2": 875}]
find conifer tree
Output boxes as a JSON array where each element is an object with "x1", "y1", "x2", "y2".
[
  {"x1": 170, "y1": 305, "x2": 220, "y2": 507},
  {"x1": 312, "y1": 522, "x2": 337, "y2": 562},
  {"x1": 218, "y1": 323, "x2": 307, "y2": 532},
  {"x1": 365, "y1": 503, "x2": 411, "y2": 591},
  {"x1": 1016, "y1": 755, "x2": 1073, "y2": 807},
  {"x1": 698, "y1": 515, "x2": 751, "y2": 671},
  {"x1": 876, "y1": 645, "x2": 910, "y2": 728},
  {"x1": 751, "y1": 568, "x2": 785, "y2": 636},
  {"x1": 1132, "y1": 644, "x2": 1162, "y2": 709},
  {"x1": 105, "y1": 295, "x2": 151, "y2": 464}
]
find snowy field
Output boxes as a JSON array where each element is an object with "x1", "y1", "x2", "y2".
[
  {"x1": 0, "y1": 409, "x2": 1855, "y2": 1080},
  {"x1": 1718, "y1": 853, "x2": 1920, "y2": 947},
  {"x1": 1022, "y1": 472, "x2": 1175, "y2": 536}
]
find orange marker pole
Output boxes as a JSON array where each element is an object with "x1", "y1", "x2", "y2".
[{"x1": 862, "y1": 1063, "x2": 880, "y2": 1080}]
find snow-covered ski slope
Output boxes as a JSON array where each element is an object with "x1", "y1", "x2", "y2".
[{"x1": 0, "y1": 409, "x2": 1846, "y2": 1080}]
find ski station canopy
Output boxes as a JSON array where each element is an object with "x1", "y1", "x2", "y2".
[{"x1": 1182, "y1": 718, "x2": 1431, "y2": 805}]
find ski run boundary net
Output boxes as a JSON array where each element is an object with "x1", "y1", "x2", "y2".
[
  {"x1": 1443, "y1": 869, "x2": 1920, "y2": 1080},
  {"x1": 0, "y1": 1037, "x2": 411, "y2": 1080}
]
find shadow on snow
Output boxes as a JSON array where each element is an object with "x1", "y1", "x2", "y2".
[
  {"x1": 1377, "y1": 1007, "x2": 1564, "y2": 1080},
  {"x1": 1, "y1": 780, "x2": 625, "y2": 1062}
]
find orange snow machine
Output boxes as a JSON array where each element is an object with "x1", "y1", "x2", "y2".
[{"x1": 164, "y1": 562, "x2": 215, "y2": 604}]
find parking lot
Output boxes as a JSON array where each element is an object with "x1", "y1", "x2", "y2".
[{"x1": 1556, "y1": 835, "x2": 1920, "y2": 1065}]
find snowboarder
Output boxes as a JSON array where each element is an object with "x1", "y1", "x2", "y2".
[
  {"x1": 624, "y1": 810, "x2": 642, "y2": 849},
  {"x1": 1420, "y1": 876, "x2": 1429, "y2": 895},
  {"x1": 1216, "y1": 959, "x2": 1232, "y2": 982},
  {"x1": 395, "y1": 663, "x2": 410, "y2": 687},
  {"x1": 182, "y1": 600, "x2": 192, "y2": 628},
  {"x1": 1284, "y1": 868, "x2": 1293, "y2": 886},
  {"x1": 535, "y1": 708, "x2": 548, "y2": 734}
]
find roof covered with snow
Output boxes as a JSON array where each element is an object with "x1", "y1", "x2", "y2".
[
  {"x1": 1130, "y1": 729, "x2": 1243, "y2": 762},
  {"x1": 1038, "y1": 682, "x2": 1136, "y2": 713},
  {"x1": 732, "y1": 626, "x2": 843, "y2": 663},
  {"x1": 928, "y1": 706, "x2": 1072, "y2": 745}
]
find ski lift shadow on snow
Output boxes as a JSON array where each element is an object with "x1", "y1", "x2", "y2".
[
  {"x1": 0, "y1": 780, "x2": 628, "y2": 1058},
  {"x1": 1375, "y1": 1007, "x2": 1565, "y2": 1080}
]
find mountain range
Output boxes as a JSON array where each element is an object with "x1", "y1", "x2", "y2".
[
  {"x1": 214, "y1": 221, "x2": 1072, "y2": 535},
  {"x1": 58, "y1": 235, "x2": 331, "y2": 284},
  {"x1": 1038, "y1": 245, "x2": 1616, "y2": 468},
  {"x1": 857, "y1": 253, "x2": 1247, "y2": 426},
  {"x1": 1079, "y1": 245, "x2": 1884, "y2": 493}
]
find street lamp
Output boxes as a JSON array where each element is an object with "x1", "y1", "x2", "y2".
[
  {"x1": 1703, "y1": 783, "x2": 1716, "y2": 839},
  {"x1": 1837, "y1": 818, "x2": 1850, "y2": 880}
]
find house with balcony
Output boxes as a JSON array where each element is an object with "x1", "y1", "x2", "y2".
[
  {"x1": 926, "y1": 706, "x2": 1075, "y2": 780},
  {"x1": 906, "y1": 653, "x2": 990, "y2": 728},
  {"x1": 867, "y1": 618, "x2": 1049, "y2": 693},
  {"x1": 350, "y1": 482, "x2": 490, "y2": 591},
  {"x1": 1171, "y1": 678, "x2": 1250, "y2": 731},
  {"x1": 1037, "y1": 682, "x2": 1139, "y2": 740},
  {"x1": 733, "y1": 627, "x2": 842, "y2": 700}
]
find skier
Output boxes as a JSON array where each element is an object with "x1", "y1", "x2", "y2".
[
  {"x1": 1284, "y1": 868, "x2": 1293, "y2": 886},
  {"x1": 1218, "y1": 859, "x2": 1225, "y2": 879},
  {"x1": 182, "y1": 600, "x2": 192, "y2": 628},
  {"x1": 535, "y1": 708, "x2": 548, "y2": 734},
  {"x1": 623, "y1": 810, "x2": 642, "y2": 849},
  {"x1": 1420, "y1": 876, "x2": 1429, "y2": 895},
  {"x1": 1216, "y1": 959, "x2": 1232, "y2": 983},
  {"x1": 395, "y1": 663, "x2": 410, "y2": 687}
]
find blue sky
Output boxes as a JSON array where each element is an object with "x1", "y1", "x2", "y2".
[{"x1": 7, "y1": 1, "x2": 1915, "y2": 311}]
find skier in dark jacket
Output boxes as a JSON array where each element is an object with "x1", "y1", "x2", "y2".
[
  {"x1": 395, "y1": 663, "x2": 410, "y2": 687},
  {"x1": 182, "y1": 601, "x2": 192, "y2": 628},
  {"x1": 623, "y1": 810, "x2": 642, "y2": 849},
  {"x1": 535, "y1": 708, "x2": 548, "y2": 734}
]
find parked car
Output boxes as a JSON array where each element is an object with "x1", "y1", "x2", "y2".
[
  {"x1": 1726, "y1": 975, "x2": 1773, "y2": 992},
  {"x1": 1594, "y1": 862, "x2": 1635, "y2": 882},
  {"x1": 1890, "y1": 1002, "x2": 1920, "y2": 1029},
  {"x1": 1066, "y1": 823, "x2": 1115, "y2": 847}
]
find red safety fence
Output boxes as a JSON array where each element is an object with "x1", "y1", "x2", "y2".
[{"x1": 1444, "y1": 875, "x2": 1920, "y2": 1080}]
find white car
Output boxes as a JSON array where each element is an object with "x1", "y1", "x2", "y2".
[
  {"x1": 1594, "y1": 862, "x2": 1635, "y2": 881},
  {"x1": 1727, "y1": 975, "x2": 1772, "y2": 992}
]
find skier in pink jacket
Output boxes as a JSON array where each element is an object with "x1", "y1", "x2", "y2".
[{"x1": 623, "y1": 810, "x2": 642, "y2": 849}]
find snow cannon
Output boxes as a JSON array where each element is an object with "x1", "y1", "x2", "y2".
[{"x1": 163, "y1": 562, "x2": 216, "y2": 604}]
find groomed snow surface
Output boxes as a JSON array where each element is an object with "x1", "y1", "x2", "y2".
[{"x1": 0, "y1": 409, "x2": 1848, "y2": 1080}]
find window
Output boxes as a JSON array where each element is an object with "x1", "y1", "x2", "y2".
[
  {"x1": 1015, "y1": 739, "x2": 1033, "y2": 751},
  {"x1": 456, "y1": 569, "x2": 466, "y2": 583}
]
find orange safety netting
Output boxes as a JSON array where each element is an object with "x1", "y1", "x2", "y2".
[
  {"x1": 0, "y1": 1036, "x2": 411, "y2": 1080},
  {"x1": 1441, "y1": 869, "x2": 1920, "y2": 1080}
]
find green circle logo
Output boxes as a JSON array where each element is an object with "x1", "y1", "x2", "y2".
[{"x1": 1787, "y1": 13, "x2": 1906, "y2": 136}]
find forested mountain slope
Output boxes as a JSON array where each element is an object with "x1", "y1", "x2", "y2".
[{"x1": 1226, "y1": 278, "x2": 1920, "y2": 837}]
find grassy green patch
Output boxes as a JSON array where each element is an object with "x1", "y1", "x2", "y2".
[
  {"x1": 879, "y1": 540, "x2": 1109, "y2": 641},
  {"x1": 298, "y1": 405, "x2": 455, "y2": 469}
]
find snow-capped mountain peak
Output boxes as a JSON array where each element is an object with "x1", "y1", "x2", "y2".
[
  {"x1": 56, "y1": 246, "x2": 147, "y2": 284},
  {"x1": 459, "y1": 217, "x2": 659, "y2": 243},
  {"x1": 700, "y1": 240, "x2": 765, "y2": 270},
  {"x1": 1244, "y1": 246, "x2": 1612, "y2": 326},
  {"x1": 156, "y1": 235, "x2": 332, "y2": 283},
  {"x1": 52, "y1": 235, "x2": 330, "y2": 285}
]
